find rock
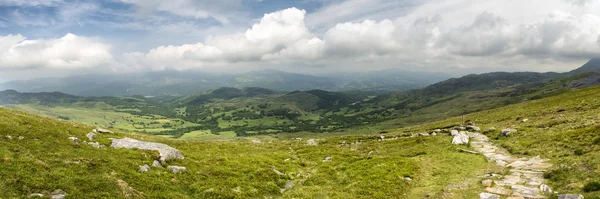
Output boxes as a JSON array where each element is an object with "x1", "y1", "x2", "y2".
[
  {"x1": 306, "y1": 139, "x2": 318, "y2": 146},
  {"x1": 489, "y1": 127, "x2": 496, "y2": 131},
  {"x1": 404, "y1": 177, "x2": 413, "y2": 181},
  {"x1": 251, "y1": 140, "x2": 261, "y2": 143},
  {"x1": 485, "y1": 187, "x2": 512, "y2": 195},
  {"x1": 452, "y1": 132, "x2": 469, "y2": 145},
  {"x1": 501, "y1": 129, "x2": 517, "y2": 136},
  {"x1": 110, "y1": 137, "x2": 184, "y2": 162},
  {"x1": 450, "y1": 130, "x2": 459, "y2": 136},
  {"x1": 18, "y1": 136, "x2": 24, "y2": 140},
  {"x1": 433, "y1": 129, "x2": 442, "y2": 133},
  {"x1": 152, "y1": 160, "x2": 163, "y2": 168},
  {"x1": 29, "y1": 193, "x2": 44, "y2": 197},
  {"x1": 467, "y1": 125, "x2": 481, "y2": 131},
  {"x1": 86, "y1": 132, "x2": 97, "y2": 141},
  {"x1": 88, "y1": 142, "x2": 105, "y2": 148},
  {"x1": 68, "y1": 137, "x2": 79, "y2": 143},
  {"x1": 511, "y1": 185, "x2": 540, "y2": 196},
  {"x1": 540, "y1": 184, "x2": 552, "y2": 194},
  {"x1": 94, "y1": 127, "x2": 112, "y2": 133},
  {"x1": 285, "y1": 181, "x2": 294, "y2": 189},
  {"x1": 522, "y1": 119, "x2": 529, "y2": 122},
  {"x1": 50, "y1": 189, "x2": 66, "y2": 199},
  {"x1": 419, "y1": 132, "x2": 430, "y2": 136},
  {"x1": 557, "y1": 194, "x2": 584, "y2": 199},
  {"x1": 139, "y1": 164, "x2": 151, "y2": 172},
  {"x1": 167, "y1": 166, "x2": 187, "y2": 174},
  {"x1": 273, "y1": 168, "x2": 285, "y2": 176},
  {"x1": 431, "y1": 132, "x2": 437, "y2": 136},
  {"x1": 482, "y1": 179, "x2": 493, "y2": 187},
  {"x1": 479, "y1": 192, "x2": 500, "y2": 199},
  {"x1": 322, "y1": 156, "x2": 332, "y2": 162}
]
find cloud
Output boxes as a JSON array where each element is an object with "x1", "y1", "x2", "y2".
[
  {"x1": 0, "y1": 33, "x2": 113, "y2": 69},
  {"x1": 0, "y1": 0, "x2": 63, "y2": 6},
  {"x1": 323, "y1": 19, "x2": 398, "y2": 57},
  {"x1": 118, "y1": 0, "x2": 244, "y2": 24}
]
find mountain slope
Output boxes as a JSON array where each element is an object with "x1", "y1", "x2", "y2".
[{"x1": 570, "y1": 59, "x2": 600, "y2": 74}]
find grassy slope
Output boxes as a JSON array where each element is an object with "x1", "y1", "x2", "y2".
[
  {"x1": 389, "y1": 86, "x2": 600, "y2": 198},
  {"x1": 0, "y1": 108, "x2": 495, "y2": 198}
]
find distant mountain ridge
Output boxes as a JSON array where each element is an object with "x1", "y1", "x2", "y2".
[{"x1": 0, "y1": 69, "x2": 451, "y2": 96}]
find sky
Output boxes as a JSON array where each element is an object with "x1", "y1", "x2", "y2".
[{"x1": 0, "y1": 0, "x2": 600, "y2": 82}]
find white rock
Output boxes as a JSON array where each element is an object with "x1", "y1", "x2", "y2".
[
  {"x1": 306, "y1": 139, "x2": 318, "y2": 146},
  {"x1": 68, "y1": 137, "x2": 79, "y2": 143},
  {"x1": 540, "y1": 184, "x2": 553, "y2": 194},
  {"x1": 139, "y1": 164, "x2": 151, "y2": 172},
  {"x1": 88, "y1": 142, "x2": 105, "y2": 149},
  {"x1": 95, "y1": 127, "x2": 112, "y2": 133},
  {"x1": 6, "y1": 135, "x2": 12, "y2": 140},
  {"x1": 558, "y1": 194, "x2": 584, "y2": 199},
  {"x1": 323, "y1": 156, "x2": 332, "y2": 162},
  {"x1": 479, "y1": 192, "x2": 500, "y2": 199},
  {"x1": 167, "y1": 166, "x2": 187, "y2": 174},
  {"x1": 29, "y1": 193, "x2": 44, "y2": 198},
  {"x1": 501, "y1": 129, "x2": 517, "y2": 136},
  {"x1": 110, "y1": 137, "x2": 184, "y2": 162},
  {"x1": 86, "y1": 132, "x2": 97, "y2": 141},
  {"x1": 450, "y1": 130, "x2": 459, "y2": 136},
  {"x1": 18, "y1": 136, "x2": 24, "y2": 140},
  {"x1": 152, "y1": 160, "x2": 163, "y2": 168},
  {"x1": 452, "y1": 132, "x2": 469, "y2": 145}
]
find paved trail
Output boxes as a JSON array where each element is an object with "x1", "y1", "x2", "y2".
[{"x1": 469, "y1": 132, "x2": 553, "y2": 199}]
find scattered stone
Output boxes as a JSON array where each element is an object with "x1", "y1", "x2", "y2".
[
  {"x1": 501, "y1": 129, "x2": 517, "y2": 136},
  {"x1": 18, "y1": 136, "x2": 24, "y2": 140},
  {"x1": 251, "y1": 140, "x2": 261, "y2": 143},
  {"x1": 433, "y1": 129, "x2": 442, "y2": 133},
  {"x1": 431, "y1": 132, "x2": 437, "y2": 136},
  {"x1": 511, "y1": 185, "x2": 540, "y2": 196},
  {"x1": 86, "y1": 132, "x2": 97, "y2": 141},
  {"x1": 485, "y1": 187, "x2": 512, "y2": 195},
  {"x1": 452, "y1": 132, "x2": 469, "y2": 145},
  {"x1": 50, "y1": 189, "x2": 66, "y2": 199},
  {"x1": 88, "y1": 142, "x2": 105, "y2": 149},
  {"x1": 322, "y1": 156, "x2": 332, "y2": 162},
  {"x1": 479, "y1": 192, "x2": 500, "y2": 199},
  {"x1": 522, "y1": 119, "x2": 529, "y2": 123},
  {"x1": 68, "y1": 137, "x2": 79, "y2": 143},
  {"x1": 557, "y1": 194, "x2": 584, "y2": 199},
  {"x1": 467, "y1": 125, "x2": 481, "y2": 131},
  {"x1": 540, "y1": 184, "x2": 553, "y2": 194},
  {"x1": 94, "y1": 127, "x2": 112, "y2": 134},
  {"x1": 450, "y1": 130, "x2": 459, "y2": 136},
  {"x1": 482, "y1": 179, "x2": 493, "y2": 187},
  {"x1": 419, "y1": 132, "x2": 430, "y2": 136},
  {"x1": 139, "y1": 164, "x2": 151, "y2": 172},
  {"x1": 285, "y1": 181, "x2": 294, "y2": 189},
  {"x1": 306, "y1": 139, "x2": 318, "y2": 146},
  {"x1": 379, "y1": 135, "x2": 385, "y2": 140},
  {"x1": 110, "y1": 137, "x2": 184, "y2": 162},
  {"x1": 6, "y1": 135, "x2": 12, "y2": 140},
  {"x1": 404, "y1": 177, "x2": 413, "y2": 181},
  {"x1": 167, "y1": 166, "x2": 187, "y2": 174},
  {"x1": 488, "y1": 127, "x2": 496, "y2": 131},
  {"x1": 273, "y1": 168, "x2": 285, "y2": 176},
  {"x1": 152, "y1": 160, "x2": 163, "y2": 168},
  {"x1": 29, "y1": 193, "x2": 44, "y2": 198}
]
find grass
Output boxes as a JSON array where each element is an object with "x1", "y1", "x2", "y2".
[{"x1": 0, "y1": 107, "x2": 494, "y2": 198}]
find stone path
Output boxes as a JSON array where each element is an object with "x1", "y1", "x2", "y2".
[{"x1": 469, "y1": 132, "x2": 553, "y2": 199}]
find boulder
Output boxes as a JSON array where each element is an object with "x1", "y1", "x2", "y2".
[
  {"x1": 68, "y1": 137, "x2": 79, "y2": 143},
  {"x1": 501, "y1": 129, "x2": 517, "y2": 136},
  {"x1": 88, "y1": 142, "x2": 105, "y2": 149},
  {"x1": 540, "y1": 184, "x2": 553, "y2": 194},
  {"x1": 94, "y1": 127, "x2": 112, "y2": 134},
  {"x1": 322, "y1": 156, "x2": 332, "y2": 162},
  {"x1": 450, "y1": 130, "x2": 459, "y2": 136},
  {"x1": 167, "y1": 166, "x2": 187, "y2": 174},
  {"x1": 50, "y1": 189, "x2": 66, "y2": 199},
  {"x1": 452, "y1": 132, "x2": 469, "y2": 145},
  {"x1": 479, "y1": 192, "x2": 500, "y2": 199},
  {"x1": 110, "y1": 137, "x2": 184, "y2": 162},
  {"x1": 152, "y1": 160, "x2": 163, "y2": 168},
  {"x1": 482, "y1": 179, "x2": 493, "y2": 187},
  {"x1": 86, "y1": 132, "x2": 97, "y2": 141},
  {"x1": 557, "y1": 194, "x2": 584, "y2": 199},
  {"x1": 139, "y1": 164, "x2": 151, "y2": 172},
  {"x1": 467, "y1": 125, "x2": 481, "y2": 131}
]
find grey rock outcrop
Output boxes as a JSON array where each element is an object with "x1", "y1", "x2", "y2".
[
  {"x1": 139, "y1": 164, "x2": 151, "y2": 172},
  {"x1": 86, "y1": 132, "x2": 97, "y2": 141},
  {"x1": 558, "y1": 194, "x2": 584, "y2": 199},
  {"x1": 88, "y1": 142, "x2": 105, "y2": 149},
  {"x1": 110, "y1": 137, "x2": 184, "y2": 162},
  {"x1": 68, "y1": 137, "x2": 79, "y2": 143},
  {"x1": 452, "y1": 131, "x2": 469, "y2": 145},
  {"x1": 479, "y1": 192, "x2": 499, "y2": 199},
  {"x1": 501, "y1": 129, "x2": 517, "y2": 136},
  {"x1": 94, "y1": 127, "x2": 112, "y2": 134},
  {"x1": 167, "y1": 166, "x2": 187, "y2": 174},
  {"x1": 450, "y1": 130, "x2": 459, "y2": 136},
  {"x1": 152, "y1": 160, "x2": 163, "y2": 168}
]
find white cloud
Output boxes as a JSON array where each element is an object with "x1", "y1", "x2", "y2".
[
  {"x1": 119, "y1": 0, "x2": 244, "y2": 24},
  {"x1": 0, "y1": 33, "x2": 113, "y2": 69},
  {"x1": 324, "y1": 19, "x2": 398, "y2": 57},
  {"x1": 0, "y1": 0, "x2": 63, "y2": 6}
]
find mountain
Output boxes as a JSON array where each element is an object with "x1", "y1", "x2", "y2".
[
  {"x1": 570, "y1": 58, "x2": 600, "y2": 74},
  {"x1": 0, "y1": 69, "x2": 451, "y2": 96},
  {"x1": 0, "y1": 90, "x2": 79, "y2": 105}
]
